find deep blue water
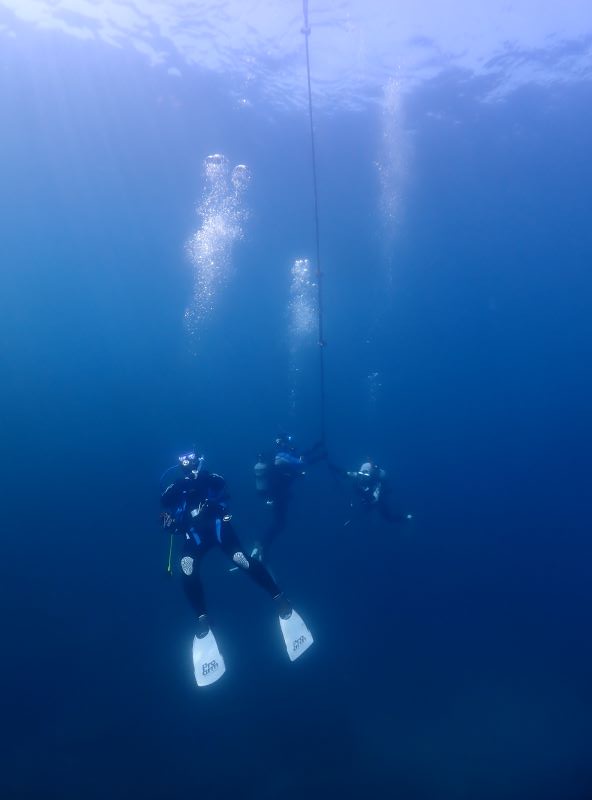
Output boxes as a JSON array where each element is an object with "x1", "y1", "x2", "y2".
[{"x1": 1, "y1": 13, "x2": 592, "y2": 800}]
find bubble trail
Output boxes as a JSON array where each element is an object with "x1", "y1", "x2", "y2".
[
  {"x1": 184, "y1": 154, "x2": 251, "y2": 336},
  {"x1": 288, "y1": 257, "x2": 318, "y2": 414}
]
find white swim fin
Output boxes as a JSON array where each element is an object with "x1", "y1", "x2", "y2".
[
  {"x1": 279, "y1": 609, "x2": 314, "y2": 662},
  {"x1": 192, "y1": 629, "x2": 226, "y2": 687}
]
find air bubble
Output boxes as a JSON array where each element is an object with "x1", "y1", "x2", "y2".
[
  {"x1": 289, "y1": 258, "x2": 317, "y2": 340},
  {"x1": 185, "y1": 156, "x2": 252, "y2": 336},
  {"x1": 231, "y1": 164, "x2": 252, "y2": 192},
  {"x1": 204, "y1": 153, "x2": 229, "y2": 182}
]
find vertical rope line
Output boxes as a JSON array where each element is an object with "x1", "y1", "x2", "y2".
[{"x1": 302, "y1": 0, "x2": 327, "y2": 445}]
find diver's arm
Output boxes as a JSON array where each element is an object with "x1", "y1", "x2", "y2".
[
  {"x1": 275, "y1": 452, "x2": 304, "y2": 468},
  {"x1": 302, "y1": 441, "x2": 327, "y2": 464},
  {"x1": 161, "y1": 481, "x2": 183, "y2": 509},
  {"x1": 206, "y1": 473, "x2": 230, "y2": 507},
  {"x1": 377, "y1": 484, "x2": 412, "y2": 524},
  {"x1": 327, "y1": 463, "x2": 352, "y2": 479},
  {"x1": 378, "y1": 502, "x2": 410, "y2": 524}
]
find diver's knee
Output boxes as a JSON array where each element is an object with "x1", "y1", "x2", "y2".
[
  {"x1": 181, "y1": 556, "x2": 194, "y2": 576},
  {"x1": 232, "y1": 552, "x2": 249, "y2": 570}
]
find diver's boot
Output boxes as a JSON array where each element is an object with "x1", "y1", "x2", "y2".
[
  {"x1": 196, "y1": 613, "x2": 210, "y2": 639},
  {"x1": 273, "y1": 592, "x2": 293, "y2": 620}
]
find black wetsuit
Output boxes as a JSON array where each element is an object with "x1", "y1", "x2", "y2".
[
  {"x1": 330, "y1": 464, "x2": 408, "y2": 524},
  {"x1": 360, "y1": 478, "x2": 406, "y2": 523},
  {"x1": 161, "y1": 470, "x2": 280, "y2": 618},
  {"x1": 259, "y1": 443, "x2": 325, "y2": 553}
]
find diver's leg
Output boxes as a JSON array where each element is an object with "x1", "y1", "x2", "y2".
[
  {"x1": 258, "y1": 494, "x2": 288, "y2": 554},
  {"x1": 181, "y1": 533, "x2": 211, "y2": 637},
  {"x1": 218, "y1": 516, "x2": 285, "y2": 604}
]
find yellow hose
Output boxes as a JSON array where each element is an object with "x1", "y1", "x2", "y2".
[{"x1": 167, "y1": 533, "x2": 174, "y2": 575}]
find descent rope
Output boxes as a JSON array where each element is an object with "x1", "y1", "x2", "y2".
[{"x1": 302, "y1": 0, "x2": 327, "y2": 445}]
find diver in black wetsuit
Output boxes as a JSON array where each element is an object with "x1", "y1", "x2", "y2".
[
  {"x1": 251, "y1": 434, "x2": 326, "y2": 562},
  {"x1": 161, "y1": 451, "x2": 292, "y2": 639},
  {"x1": 328, "y1": 460, "x2": 413, "y2": 526}
]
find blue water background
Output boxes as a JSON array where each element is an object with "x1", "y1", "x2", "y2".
[{"x1": 1, "y1": 17, "x2": 592, "y2": 800}]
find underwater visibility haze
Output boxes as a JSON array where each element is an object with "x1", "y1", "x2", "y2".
[{"x1": 1, "y1": 1, "x2": 592, "y2": 798}]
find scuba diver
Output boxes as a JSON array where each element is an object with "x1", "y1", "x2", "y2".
[
  {"x1": 328, "y1": 459, "x2": 413, "y2": 526},
  {"x1": 161, "y1": 450, "x2": 313, "y2": 686},
  {"x1": 251, "y1": 433, "x2": 326, "y2": 562}
]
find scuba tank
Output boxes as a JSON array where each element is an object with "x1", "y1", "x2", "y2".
[{"x1": 254, "y1": 455, "x2": 268, "y2": 494}]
